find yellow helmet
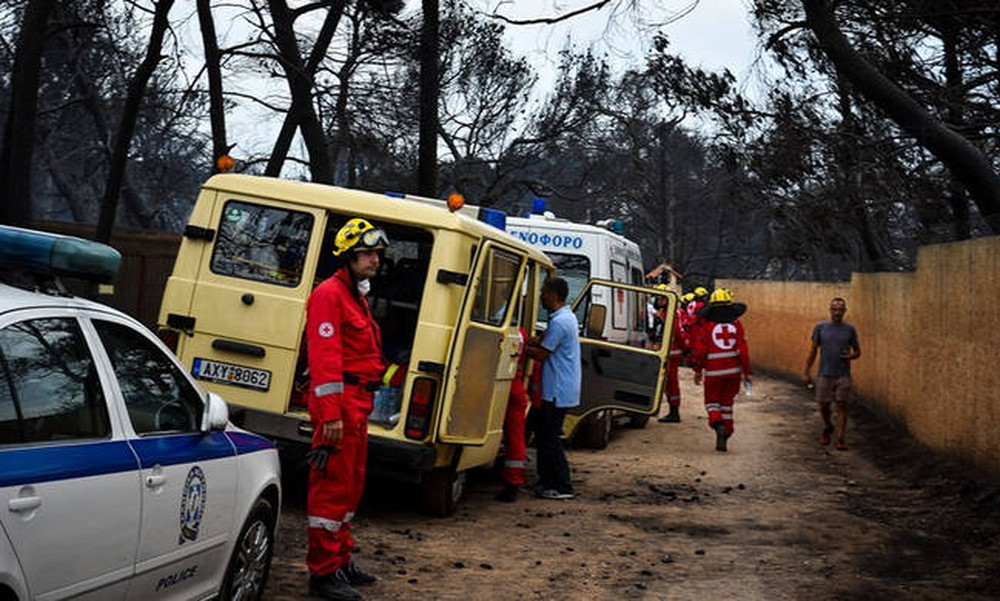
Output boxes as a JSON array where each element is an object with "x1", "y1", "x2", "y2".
[
  {"x1": 681, "y1": 292, "x2": 695, "y2": 303},
  {"x1": 710, "y1": 288, "x2": 734, "y2": 304},
  {"x1": 694, "y1": 286, "x2": 709, "y2": 297},
  {"x1": 332, "y1": 218, "x2": 389, "y2": 257}
]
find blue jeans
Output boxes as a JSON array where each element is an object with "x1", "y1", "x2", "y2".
[{"x1": 536, "y1": 401, "x2": 573, "y2": 494}]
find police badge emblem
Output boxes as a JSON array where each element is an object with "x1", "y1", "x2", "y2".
[{"x1": 179, "y1": 466, "x2": 208, "y2": 544}]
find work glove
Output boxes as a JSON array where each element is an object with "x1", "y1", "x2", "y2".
[{"x1": 306, "y1": 445, "x2": 340, "y2": 472}]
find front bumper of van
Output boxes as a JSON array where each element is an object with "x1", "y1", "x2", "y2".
[{"x1": 230, "y1": 407, "x2": 437, "y2": 482}]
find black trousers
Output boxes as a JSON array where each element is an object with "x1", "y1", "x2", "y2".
[{"x1": 536, "y1": 400, "x2": 573, "y2": 494}]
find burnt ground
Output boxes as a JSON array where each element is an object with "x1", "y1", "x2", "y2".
[{"x1": 262, "y1": 372, "x2": 1000, "y2": 600}]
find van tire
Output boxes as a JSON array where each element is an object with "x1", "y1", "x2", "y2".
[
  {"x1": 626, "y1": 414, "x2": 650, "y2": 429},
  {"x1": 421, "y1": 467, "x2": 465, "y2": 517},
  {"x1": 580, "y1": 410, "x2": 612, "y2": 449}
]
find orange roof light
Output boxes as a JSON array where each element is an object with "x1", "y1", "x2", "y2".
[
  {"x1": 446, "y1": 193, "x2": 464, "y2": 212},
  {"x1": 216, "y1": 154, "x2": 235, "y2": 173}
]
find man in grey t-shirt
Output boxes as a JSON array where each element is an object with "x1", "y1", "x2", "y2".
[{"x1": 804, "y1": 297, "x2": 861, "y2": 450}]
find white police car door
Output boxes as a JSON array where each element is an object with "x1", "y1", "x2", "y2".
[
  {"x1": 568, "y1": 280, "x2": 675, "y2": 421},
  {"x1": 87, "y1": 315, "x2": 238, "y2": 600},
  {"x1": 0, "y1": 312, "x2": 140, "y2": 600}
]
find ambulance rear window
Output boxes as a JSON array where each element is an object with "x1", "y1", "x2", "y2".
[{"x1": 211, "y1": 200, "x2": 314, "y2": 287}]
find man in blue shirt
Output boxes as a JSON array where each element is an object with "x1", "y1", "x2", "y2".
[{"x1": 526, "y1": 277, "x2": 581, "y2": 500}]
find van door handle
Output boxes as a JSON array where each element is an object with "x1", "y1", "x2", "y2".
[
  {"x1": 146, "y1": 474, "x2": 167, "y2": 488},
  {"x1": 9, "y1": 496, "x2": 42, "y2": 512}
]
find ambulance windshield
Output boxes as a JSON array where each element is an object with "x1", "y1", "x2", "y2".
[{"x1": 536, "y1": 253, "x2": 590, "y2": 326}]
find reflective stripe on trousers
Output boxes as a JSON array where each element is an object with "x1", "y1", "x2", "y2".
[{"x1": 704, "y1": 366, "x2": 742, "y2": 377}]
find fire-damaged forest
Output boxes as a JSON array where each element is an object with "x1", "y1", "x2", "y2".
[{"x1": 2, "y1": 0, "x2": 1000, "y2": 282}]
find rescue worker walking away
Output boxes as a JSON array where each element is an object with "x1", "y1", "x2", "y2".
[
  {"x1": 691, "y1": 289, "x2": 751, "y2": 452},
  {"x1": 304, "y1": 218, "x2": 389, "y2": 601}
]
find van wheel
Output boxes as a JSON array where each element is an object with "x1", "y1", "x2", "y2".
[
  {"x1": 421, "y1": 467, "x2": 466, "y2": 517},
  {"x1": 220, "y1": 498, "x2": 276, "y2": 601},
  {"x1": 581, "y1": 410, "x2": 612, "y2": 449},
  {"x1": 626, "y1": 414, "x2": 650, "y2": 429}
]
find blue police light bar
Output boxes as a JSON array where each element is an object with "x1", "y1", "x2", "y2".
[
  {"x1": 531, "y1": 198, "x2": 547, "y2": 215},
  {"x1": 611, "y1": 220, "x2": 624, "y2": 234},
  {"x1": 0, "y1": 225, "x2": 122, "y2": 283},
  {"x1": 384, "y1": 191, "x2": 405, "y2": 198},
  {"x1": 478, "y1": 208, "x2": 507, "y2": 231}
]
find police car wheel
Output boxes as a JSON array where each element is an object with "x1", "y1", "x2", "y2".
[{"x1": 220, "y1": 497, "x2": 276, "y2": 601}]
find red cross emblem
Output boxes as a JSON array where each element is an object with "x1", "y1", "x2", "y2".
[
  {"x1": 712, "y1": 323, "x2": 738, "y2": 350},
  {"x1": 318, "y1": 322, "x2": 335, "y2": 338}
]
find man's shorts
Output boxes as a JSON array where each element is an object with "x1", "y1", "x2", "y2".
[{"x1": 816, "y1": 375, "x2": 851, "y2": 403}]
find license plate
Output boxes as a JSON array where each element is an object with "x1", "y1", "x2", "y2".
[{"x1": 192, "y1": 358, "x2": 271, "y2": 391}]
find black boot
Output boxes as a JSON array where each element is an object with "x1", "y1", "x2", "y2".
[
  {"x1": 344, "y1": 561, "x2": 377, "y2": 585},
  {"x1": 714, "y1": 423, "x2": 728, "y2": 452},
  {"x1": 658, "y1": 405, "x2": 680, "y2": 423},
  {"x1": 309, "y1": 570, "x2": 363, "y2": 600}
]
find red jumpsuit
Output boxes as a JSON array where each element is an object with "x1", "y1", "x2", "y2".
[
  {"x1": 305, "y1": 267, "x2": 385, "y2": 577},
  {"x1": 665, "y1": 309, "x2": 689, "y2": 408},
  {"x1": 691, "y1": 319, "x2": 750, "y2": 436},
  {"x1": 501, "y1": 328, "x2": 529, "y2": 486}
]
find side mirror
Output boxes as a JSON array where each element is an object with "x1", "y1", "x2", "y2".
[
  {"x1": 201, "y1": 392, "x2": 229, "y2": 432},
  {"x1": 586, "y1": 304, "x2": 607, "y2": 338}
]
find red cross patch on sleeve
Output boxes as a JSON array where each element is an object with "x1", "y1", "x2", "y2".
[{"x1": 318, "y1": 322, "x2": 335, "y2": 338}]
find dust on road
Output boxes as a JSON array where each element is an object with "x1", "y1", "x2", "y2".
[{"x1": 264, "y1": 373, "x2": 1000, "y2": 600}]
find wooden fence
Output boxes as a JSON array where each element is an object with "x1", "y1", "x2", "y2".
[{"x1": 719, "y1": 235, "x2": 1000, "y2": 476}]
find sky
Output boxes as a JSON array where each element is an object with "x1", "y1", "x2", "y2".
[
  {"x1": 219, "y1": 0, "x2": 766, "y2": 170},
  {"x1": 473, "y1": 0, "x2": 765, "y2": 97}
]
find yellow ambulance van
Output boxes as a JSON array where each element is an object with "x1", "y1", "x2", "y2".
[{"x1": 157, "y1": 174, "x2": 675, "y2": 515}]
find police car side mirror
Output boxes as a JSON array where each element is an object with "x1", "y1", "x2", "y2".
[{"x1": 202, "y1": 392, "x2": 230, "y2": 432}]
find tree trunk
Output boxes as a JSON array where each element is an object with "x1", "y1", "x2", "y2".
[
  {"x1": 267, "y1": 0, "x2": 335, "y2": 183},
  {"x1": 264, "y1": 0, "x2": 347, "y2": 176},
  {"x1": 801, "y1": 0, "x2": 1000, "y2": 234},
  {"x1": 418, "y1": 0, "x2": 440, "y2": 197},
  {"x1": 95, "y1": 0, "x2": 175, "y2": 243},
  {"x1": 197, "y1": 0, "x2": 228, "y2": 174},
  {"x1": 0, "y1": 0, "x2": 56, "y2": 226},
  {"x1": 941, "y1": 20, "x2": 970, "y2": 240}
]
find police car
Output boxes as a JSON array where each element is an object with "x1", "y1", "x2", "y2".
[{"x1": 0, "y1": 226, "x2": 281, "y2": 601}]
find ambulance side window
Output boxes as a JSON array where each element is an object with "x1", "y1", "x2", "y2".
[
  {"x1": 0, "y1": 318, "x2": 110, "y2": 444},
  {"x1": 211, "y1": 200, "x2": 314, "y2": 287},
  {"x1": 93, "y1": 320, "x2": 203, "y2": 435}
]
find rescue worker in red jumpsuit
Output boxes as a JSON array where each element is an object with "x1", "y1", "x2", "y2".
[
  {"x1": 305, "y1": 218, "x2": 389, "y2": 601},
  {"x1": 691, "y1": 289, "x2": 751, "y2": 452},
  {"x1": 653, "y1": 287, "x2": 690, "y2": 423},
  {"x1": 497, "y1": 324, "x2": 530, "y2": 502},
  {"x1": 684, "y1": 288, "x2": 708, "y2": 366}
]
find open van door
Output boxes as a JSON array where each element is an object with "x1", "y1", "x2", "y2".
[
  {"x1": 564, "y1": 280, "x2": 676, "y2": 440},
  {"x1": 436, "y1": 241, "x2": 526, "y2": 446}
]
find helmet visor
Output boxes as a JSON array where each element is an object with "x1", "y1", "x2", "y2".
[{"x1": 359, "y1": 228, "x2": 389, "y2": 250}]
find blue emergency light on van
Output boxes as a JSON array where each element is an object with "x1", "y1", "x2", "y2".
[
  {"x1": 532, "y1": 198, "x2": 547, "y2": 215},
  {"x1": 0, "y1": 225, "x2": 121, "y2": 282},
  {"x1": 478, "y1": 208, "x2": 507, "y2": 232}
]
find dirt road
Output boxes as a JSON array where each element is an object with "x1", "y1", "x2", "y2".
[{"x1": 263, "y1": 373, "x2": 1000, "y2": 600}]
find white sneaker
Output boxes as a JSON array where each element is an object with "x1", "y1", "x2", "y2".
[{"x1": 539, "y1": 488, "x2": 574, "y2": 500}]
